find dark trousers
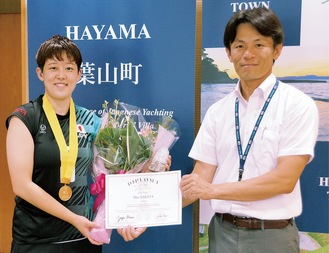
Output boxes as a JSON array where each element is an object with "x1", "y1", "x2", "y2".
[
  {"x1": 208, "y1": 214, "x2": 299, "y2": 253},
  {"x1": 11, "y1": 238, "x2": 102, "y2": 253}
]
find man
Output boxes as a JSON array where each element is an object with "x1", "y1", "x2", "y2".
[{"x1": 180, "y1": 8, "x2": 319, "y2": 253}]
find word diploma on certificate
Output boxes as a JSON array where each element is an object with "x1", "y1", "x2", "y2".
[{"x1": 105, "y1": 171, "x2": 182, "y2": 229}]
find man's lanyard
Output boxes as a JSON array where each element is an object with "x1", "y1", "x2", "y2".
[
  {"x1": 235, "y1": 80, "x2": 279, "y2": 181},
  {"x1": 42, "y1": 95, "x2": 78, "y2": 185}
]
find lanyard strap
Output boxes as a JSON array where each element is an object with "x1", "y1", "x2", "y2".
[
  {"x1": 42, "y1": 95, "x2": 78, "y2": 185},
  {"x1": 235, "y1": 80, "x2": 279, "y2": 181}
]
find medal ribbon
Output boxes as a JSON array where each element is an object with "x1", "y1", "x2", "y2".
[
  {"x1": 235, "y1": 80, "x2": 279, "y2": 181},
  {"x1": 42, "y1": 95, "x2": 78, "y2": 184}
]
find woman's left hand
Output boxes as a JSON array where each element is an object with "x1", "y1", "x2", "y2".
[
  {"x1": 141, "y1": 155, "x2": 172, "y2": 172},
  {"x1": 117, "y1": 226, "x2": 147, "y2": 242},
  {"x1": 165, "y1": 155, "x2": 172, "y2": 171}
]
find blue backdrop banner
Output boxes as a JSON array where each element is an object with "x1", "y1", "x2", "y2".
[{"x1": 26, "y1": 1, "x2": 196, "y2": 252}]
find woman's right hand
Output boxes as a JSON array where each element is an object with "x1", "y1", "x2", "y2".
[{"x1": 71, "y1": 215, "x2": 103, "y2": 245}]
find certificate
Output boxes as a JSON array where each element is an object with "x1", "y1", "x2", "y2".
[{"x1": 105, "y1": 170, "x2": 182, "y2": 229}]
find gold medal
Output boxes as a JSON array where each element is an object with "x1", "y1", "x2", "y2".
[
  {"x1": 42, "y1": 95, "x2": 78, "y2": 202},
  {"x1": 59, "y1": 184, "x2": 72, "y2": 201}
]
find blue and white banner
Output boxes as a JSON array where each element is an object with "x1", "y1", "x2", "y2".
[
  {"x1": 26, "y1": 1, "x2": 196, "y2": 252},
  {"x1": 203, "y1": 0, "x2": 302, "y2": 48}
]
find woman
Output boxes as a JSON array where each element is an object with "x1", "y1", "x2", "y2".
[{"x1": 6, "y1": 35, "x2": 149, "y2": 253}]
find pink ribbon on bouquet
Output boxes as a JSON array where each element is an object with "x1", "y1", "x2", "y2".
[
  {"x1": 90, "y1": 173, "x2": 106, "y2": 212},
  {"x1": 90, "y1": 170, "x2": 126, "y2": 212}
]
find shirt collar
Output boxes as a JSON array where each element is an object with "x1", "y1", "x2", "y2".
[{"x1": 234, "y1": 74, "x2": 277, "y2": 101}]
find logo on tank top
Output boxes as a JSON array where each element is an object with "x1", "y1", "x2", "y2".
[
  {"x1": 14, "y1": 108, "x2": 27, "y2": 116},
  {"x1": 39, "y1": 124, "x2": 46, "y2": 134},
  {"x1": 77, "y1": 124, "x2": 88, "y2": 138}
]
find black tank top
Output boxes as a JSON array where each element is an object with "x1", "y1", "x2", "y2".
[{"x1": 6, "y1": 95, "x2": 101, "y2": 244}]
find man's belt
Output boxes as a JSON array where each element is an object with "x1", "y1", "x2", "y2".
[{"x1": 216, "y1": 213, "x2": 292, "y2": 230}]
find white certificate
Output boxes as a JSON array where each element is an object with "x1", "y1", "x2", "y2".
[{"x1": 105, "y1": 170, "x2": 182, "y2": 229}]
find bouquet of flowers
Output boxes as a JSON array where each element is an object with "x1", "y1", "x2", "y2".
[{"x1": 90, "y1": 100, "x2": 180, "y2": 243}]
